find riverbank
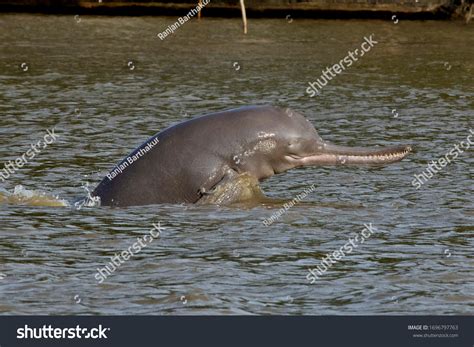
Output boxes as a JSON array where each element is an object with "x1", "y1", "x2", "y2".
[{"x1": 0, "y1": 0, "x2": 472, "y2": 20}]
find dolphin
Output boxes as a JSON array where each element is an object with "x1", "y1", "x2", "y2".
[{"x1": 90, "y1": 105, "x2": 411, "y2": 207}]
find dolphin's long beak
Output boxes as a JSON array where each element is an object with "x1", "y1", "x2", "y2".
[{"x1": 287, "y1": 142, "x2": 412, "y2": 166}]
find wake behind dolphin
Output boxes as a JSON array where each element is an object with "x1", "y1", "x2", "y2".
[{"x1": 91, "y1": 105, "x2": 412, "y2": 207}]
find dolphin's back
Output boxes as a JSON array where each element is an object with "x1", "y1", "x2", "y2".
[{"x1": 92, "y1": 105, "x2": 283, "y2": 206}]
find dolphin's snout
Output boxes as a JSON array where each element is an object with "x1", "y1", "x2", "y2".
[{"x1": 289, "y1": 142, "x2": 412, "y2": 166}]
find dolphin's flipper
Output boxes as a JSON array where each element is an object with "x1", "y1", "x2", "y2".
[{"x1": 196, "y1": 171, "x2": 266, "y2": 206}]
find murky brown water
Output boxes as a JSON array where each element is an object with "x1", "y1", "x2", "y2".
[{"x1": 0, "y1": 14, "x2": 473, "y2": 314}]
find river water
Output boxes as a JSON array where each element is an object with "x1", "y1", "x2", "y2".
[{"x1": 0, "y1": 14, "x2": 473, "y2": 314}]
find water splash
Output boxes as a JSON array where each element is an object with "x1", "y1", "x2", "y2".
[
  {"x1": 73, "y1": 181, "x2": 101, "y2": 210},
  {"x1": 0, "y1": 185, "x2": 68, "y2": 207}
]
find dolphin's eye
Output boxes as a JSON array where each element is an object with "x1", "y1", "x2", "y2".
[
  {"x1": 288, "y1": 138, "x2": 303, "y2": 149},
  {"x1": 288, "y1": 139, "x2": 299, "y2": 147}
]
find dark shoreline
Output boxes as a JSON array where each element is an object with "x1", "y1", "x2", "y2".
[{"x1": 0, "y1": 0, "x2": 471, "y2": 20}]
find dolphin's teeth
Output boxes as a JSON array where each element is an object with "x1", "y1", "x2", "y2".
[{"x1": 340, "y1": 150, "x2": 408, "y2": 162}]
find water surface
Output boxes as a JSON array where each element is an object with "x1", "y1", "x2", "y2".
[{"x1": 0, "y1": 14, "x2": 473, "y2": 314}]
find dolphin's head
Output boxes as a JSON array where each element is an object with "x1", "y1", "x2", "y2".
[{"x1": 241, "y1": 106, "x2": 412, "y2": 179}]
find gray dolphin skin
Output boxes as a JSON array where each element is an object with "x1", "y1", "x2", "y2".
[{"x1": 91, "y1": 105, "x2": 411, "y2": 207}]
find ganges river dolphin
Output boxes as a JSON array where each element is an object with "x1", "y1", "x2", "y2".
[{"x1": 90, "y1": 105, "x2": 411, "y2": 207}]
